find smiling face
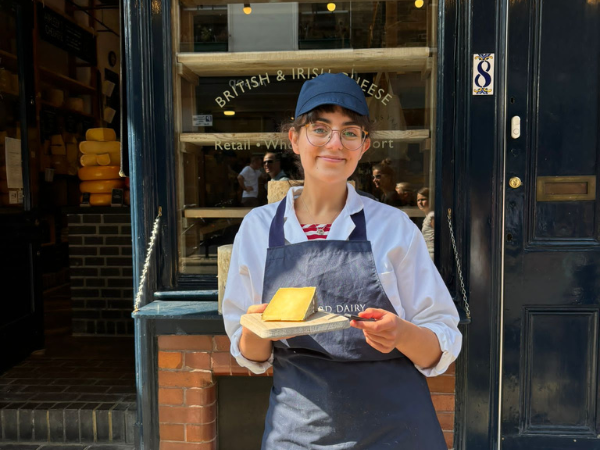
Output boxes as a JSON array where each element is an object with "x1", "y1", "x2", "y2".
[
  {"x1": 289, "y1": 107, "x2": 370, "y2": 186},
  {"x1": 417, "y1": 193, "x2": 430, "y2": 213},
  {"x1": 263, "y1": 152, "x2": 281, "y2": 177}
]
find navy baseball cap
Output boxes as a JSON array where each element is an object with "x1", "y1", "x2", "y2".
[{"x1": 295, "y1": 73, "x2": 370, "y2": 118}]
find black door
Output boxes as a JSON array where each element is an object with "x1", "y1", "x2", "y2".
[
  {"x1": 0, "y1": 0, "x2": 42, "y2": 373},
  {"x1": 502, "y1": 0, "x2": 600, "y2": 448}
]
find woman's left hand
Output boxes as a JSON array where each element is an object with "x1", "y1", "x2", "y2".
[{"x1": 350, "y1": 308, "x2": 405, "y2": 353}]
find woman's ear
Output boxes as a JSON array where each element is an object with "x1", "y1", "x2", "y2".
[
  {"x1": 361, "y1": 137, "x2": 371, "y2": 157},
  {"x1": 289, "y1": 128, "x2": 301, "y2": 155}
]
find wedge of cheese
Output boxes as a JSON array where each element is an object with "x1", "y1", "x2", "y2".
[
  {"x1": 79, "y1": 140, "x2": 120, "y2": 155},
  {"x1": 262, "y1": 287, "x2": 317, "y2": 322},
  {"x1": 96, "y1": 151, "x2": 120, "y2": 166},
  {"x1": 86, "y1": 128, "x2": 117, "y2": 142},
  {"x1": 80, "y1": 154, "x2": 98, "y2": 167}
]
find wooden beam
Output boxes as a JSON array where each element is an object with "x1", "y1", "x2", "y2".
[
  {"x1": 177, "y1": 62, "x2": 200, "y2": 86},
  {"x1": 180, "y1": 130, "x2": 430, "y2": 146},
  {"x1": 178, "y1": 47, "x2": 430, "y2": 77}
]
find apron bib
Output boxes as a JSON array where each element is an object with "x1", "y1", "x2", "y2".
[{"x1": 261, "y1": 199, "x2": 446, "y2": 450}]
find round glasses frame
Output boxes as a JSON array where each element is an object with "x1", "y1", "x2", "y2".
[{"x1": 303, "y1": 123, "x2": 369, "y2": 151}]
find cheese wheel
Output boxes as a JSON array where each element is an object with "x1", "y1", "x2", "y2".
[
  {"x1": 96, "y1": 151, "x2": 120, "y2": 166},
  {"x1": 81, "y1": 193, "x2": 111, "y2": 206},
  {"x1": 85, "y1": 128, "x2": 117, "y2": 142},
  {"x1": 80, "y1": 154, "x2": 98, "y2": 167},
  {"x1": 79, "y1": 179, "x2": 125, "y2": 194},
  {"x1": 78, "y1": 166, "x2": 121, "y2": 181},
  {"x1": 50, "y1": 145, "x2": 66, "y2": 156},
  {"x1": 51, "y1": 134, "x2": 64, "y2": 146},
  {"x1": 262, "y1": 287, "x2": 317, "y2": 322},
  {"x1": 79, "y1": 140, "x2": 120, "y2": 154}
]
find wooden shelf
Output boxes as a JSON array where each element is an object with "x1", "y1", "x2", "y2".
[
  {"x1": 184, "y1": 206, "x2": 425, "y2": 219},
  {"x1": 41, "y1": 100, "x2": 96, "y2": 119},
  {"x1": 178, "y1": 47, "x2": 431, "y2": 77},
  {"x1": 180, "y1": 129, "x2": 430, "y2": 147},
  {"x1": 0, "y1": 49, "x2": 18, "y2": 72},
  {"x1": 39, "y1": 67, "x2": 96, "y2": 95},
  {"x1": 184, "y1": 207, "x2": 252, "y2": 219}
]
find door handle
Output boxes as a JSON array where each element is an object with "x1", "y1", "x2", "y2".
[{"x1": 511, "y1": 116, "x2": 521, "y2": 139}]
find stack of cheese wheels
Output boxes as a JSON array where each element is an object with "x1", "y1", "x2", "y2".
[{"x1": 78, "y1": 128, "x2": 124, "y2": 206}]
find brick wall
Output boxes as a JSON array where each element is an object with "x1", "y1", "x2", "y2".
[
  {"x1": 157, "y1": 335, "x2": 456, "y2": 449},
  {"x1": 67, "y1": 213, "x2": 134, "y2": 336}
]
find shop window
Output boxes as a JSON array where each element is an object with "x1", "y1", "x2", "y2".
[{"x1": 173, "y1": 0, "x2": 437, "y2": 276}]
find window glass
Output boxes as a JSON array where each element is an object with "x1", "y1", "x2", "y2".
[{"x1": 174, "y1": 0, "x2": 437, "y2": 275}]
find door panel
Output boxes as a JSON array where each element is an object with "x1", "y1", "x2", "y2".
[{"x1": 503, "y1": 0, "x2": 600, "y2": 448}]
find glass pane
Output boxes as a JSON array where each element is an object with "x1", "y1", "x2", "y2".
[
  {"x1": 0, "y1": 1, "x2": 24, "y2": 210},
  {"x1": 174, "y1": 0, "x2": 437, "y2": 274}
]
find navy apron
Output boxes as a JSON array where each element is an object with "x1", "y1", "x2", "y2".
[{"x1": 260, "y1": 199, "x2": 446, "y2": 450}]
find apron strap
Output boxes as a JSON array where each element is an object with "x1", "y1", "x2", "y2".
[{"x1": 269, "y1": 197, "x2": 367, "y2": 248}]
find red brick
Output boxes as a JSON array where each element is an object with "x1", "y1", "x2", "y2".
[
  {"x1": 431, "y1": 394, "x2": 455, "y2": 412},
  {"x1": 213, "y1": 335, "x2": 230, "y2": 352},
  {"x1": 159, "y1": 405, "x2": 216, "y2": 424},
  {"x1": 185, "y1": 352, "x2": 211, "y2": 370},
  {"x1": 159, "y1": 388, "x2": 184, "y2": 405},
  {"x1": 444, "y1": 431, "x2": 453, "y2": 449},
  {"x1": 230, "y1": 359, "x2": 252, "y2": 376},
  {"x1": 185, "y1": 386, "x2": 216, "y2": 407},
  {"x1": 427, "y1": 375, "x2": 455, "y2": 394},
  {"x1": 211, "y1": 352, "x2": 231, "y2": 375},
  {"x1": 159, "y1": 371, "x2": 213, "y2": 388},
  {"x1": 446, "y1": 362, "x2": 456, "y2": 374},
  {"x1": 160, "y1": 424, "x2": 185, "y2": 441},
  {"x1": 187, "y1": 422, "x2": 217, "y2": 443},
  {"x1": 437, "y1": 412, "x2": 454, "y2": 431},
  {"x1": 159, "y1": 351, "x2": 183, "y2": 369},
  {"x1": 159, "y1": 335, "x2": 213, "y2": 351},
  {"x1": 160, "y1": 442, "x2": 216, "y2": 450}
]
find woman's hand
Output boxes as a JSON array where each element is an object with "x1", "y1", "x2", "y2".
[
  {"x1": 351, "y1": 307, "x2": 443, "y2": 368},
  {"x1": 350, "y1": 308, "x2": 405, "y2": 353},
  {"x1": 243, "y1": 304, "x2": 292, "y2": 342}
]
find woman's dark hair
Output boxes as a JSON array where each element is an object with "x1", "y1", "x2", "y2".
[
  {"x1": 417, "y1": 187, "x2": 430, "y2": 198},
  {"x1": 372, "y1": 158, "x2": 395, "y2": 177},
  {"x1": 280, "y1": 104, "x2": 373, "y2": 180}
]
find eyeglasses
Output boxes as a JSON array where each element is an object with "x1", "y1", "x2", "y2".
[
  {"x1": 304, "y1": 122, "x2": 368, "y2": 151},
  {"x1": 263, "y1": 160, "x2": 274, "y2": 165}
]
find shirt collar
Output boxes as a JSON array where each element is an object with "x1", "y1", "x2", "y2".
[{"x1": 282, "y1": 183, "x2": 365, "y2": 243}]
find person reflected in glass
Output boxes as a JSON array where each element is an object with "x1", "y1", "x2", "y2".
[
  {"x1": 263, "y1": 152, "x2": 290, "y2": 182},
  {"x1": 372, "y1": 158, "x2": 402, "y2": 206},
  {"x1": 396, "y1": 182, "x2": 417, "y2": 207},
  {"x1": 417, "y1": 187, "x2": 434, "y2": 259},
  {"x1": 238, "y1": 155, "x2": 263, "y2": 208}
]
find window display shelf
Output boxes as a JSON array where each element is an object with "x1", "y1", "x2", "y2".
[
  {"x1": 177, "y1": 47, "x2": 431, "y2": 77},
  {"x1": 180, "y1": 129, "x2": 430, "y2": 146},
  {"x1": 39, "y1": 67, "x2": 96, "y2": 95}
]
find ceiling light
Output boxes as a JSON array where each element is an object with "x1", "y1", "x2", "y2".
[
  {"x1": 415, "y1": 0, "x2": 424, "y2": 8},
  {"x1": 224, "y1": 108, "x2": 235, "y2": 116},
  {"x1": 327, "y1": 2, "x2": 336, "y2": 11},
  {"x1": 243, "y1": 3, "x2": 252, "y2": 14}
]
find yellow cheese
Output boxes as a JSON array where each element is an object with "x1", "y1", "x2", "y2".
[
  {"x1": 85, "y1": 128, "x2": 117, "y2": 142},
  {"x1": 262, "y1": 287, "x2": 317, "y2": 322},
  {"x1": 79, "y1": 179, "x2": 125, "y2": 194},
  {"x1": 80, "y1": 154, "x2": 98, "y2": 167},
  {"x1": 50, "y1": 134, "x2": 64, "y2": 146},
  {"x1": 78, "y1": 166, "x2": 121, "y2": 181},
  {"x1": 81, "y1": 193, "x2": 111, "y2": 206},
  {"x1": 79, "y1": 140, "x2": 120, "y2": 155},
  {"x1": 96, "y1": 151, "x2": 120, "y2": 166}
]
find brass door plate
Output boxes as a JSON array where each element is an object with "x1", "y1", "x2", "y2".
[{"x1": 536, "y1": 176, "x2": 596, "y2": 201}]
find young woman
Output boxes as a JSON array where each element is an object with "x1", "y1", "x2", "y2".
[{"x1": 222, "y1": 73, "x2": 461, "y2": 449}]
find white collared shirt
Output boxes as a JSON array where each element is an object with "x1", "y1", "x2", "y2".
[{"x1": 222, "y1": 183, "x2": 462, "y2": 376}]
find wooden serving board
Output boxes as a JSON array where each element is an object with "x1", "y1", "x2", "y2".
[{"x1": 240, "y1": 312, "x2": 350, "y2": 339}]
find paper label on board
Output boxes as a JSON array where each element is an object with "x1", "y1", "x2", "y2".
[
  {"x1": 193, "y1": 115, "x2": 213, "y2": 127},
  {"x1": 5, "y1": 137, "x2": 23, "y2": 189}
]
